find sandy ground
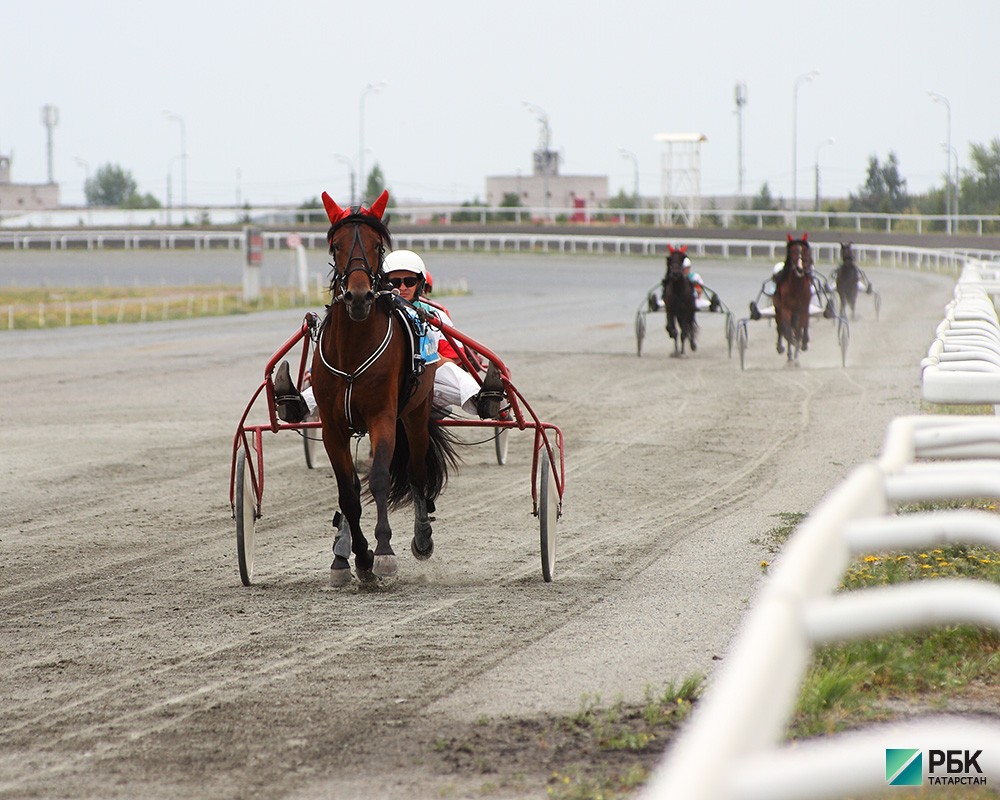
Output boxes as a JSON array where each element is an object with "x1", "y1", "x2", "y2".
[{"x1": 0, "y1": 251, "x2": 956, "y2": 799}]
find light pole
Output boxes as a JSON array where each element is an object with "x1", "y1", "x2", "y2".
[
  {"x1": 619, "y1": 147, "x2": 639, "y2": 222},
  {"x1": 163, "y1": 110, "x2": 187, "y2": 218},
  {"x1": 928, "y1": 91, "x2": 952, "y2": 234},
  {"x1": 358, "y1": 81, "x2": 387, "y2": 204},
  {"x1": 734, "y1": 81, "x2": 747, "y2": 199},
  {"x1": 813, "y1": 137, "x2": 835, "y2": 212},
  {"x1": 943, "y1": 142, "x2": 960, "y2": 227},
  {"x1": 166, "y1": 154, "x2": 183, "y2": 226},
  {"x1": 333, "y1": 153, "x2": 356, "y2": 209},
  {"x1": 523, "y1": 101, "x2": 552, "y2": 221},
  {"x1": 792, "y1": 70, "x2": 819, "y2": 222},
  {"x1": 74, "y1": 156, "x2": 91, "y2": 224}
]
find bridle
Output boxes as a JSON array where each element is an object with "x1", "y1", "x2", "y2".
[
  {"x1": 788, "y1": 241, "x2": 812, "y2": 278},
  {"x1": 327, "y1": 214, "x2": 387, "y2": 303}
]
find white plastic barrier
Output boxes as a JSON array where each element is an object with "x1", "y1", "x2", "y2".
[
  {"x1": 643, "y1": 414, "x2": 1000, "y2": 800},
  {"x1": 922, "y1": 261, "x2": 1000, "y2": 409}
]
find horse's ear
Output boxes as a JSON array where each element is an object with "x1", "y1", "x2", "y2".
[
  {"x1": 680, "y1": 245, "x2": 688, "y2": 253},
  {"x1": 322, "y1": 191, "x2": 348, "y2": 224},
  {"x1": 802, "y1": 231, "x2": 809, "y2": 241},
  {"x1": 668, "y1": 245, "x2": 675, "y2": 254},
  {"x1": 787, "y1": 233, "x2": 793, "y2": 242},
  {"x1": 369, "y1": 189, "x2": 389, "y2": 220}
]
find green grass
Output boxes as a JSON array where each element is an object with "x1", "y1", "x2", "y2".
[
  {"x1": 0, "y1": 283, "x2": 469, "y2": 330},
  {"x1": 0, "y1": 284, "x2": 322, "y2": 329},
  {"x1": 785, "y1": 500, "x2": 1000, "y2": 739}
]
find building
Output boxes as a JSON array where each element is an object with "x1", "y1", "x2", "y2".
[
  {"x1": 486, "y1": 146, "x2": 609, "y2": 218},
  {"x1": 0, "y1": 153, "x2": 60, "y2": 215}
]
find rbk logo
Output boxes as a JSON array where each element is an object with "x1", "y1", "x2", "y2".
[{"x1": 886, "y1": 749, "x2": 923, "y2": 786}]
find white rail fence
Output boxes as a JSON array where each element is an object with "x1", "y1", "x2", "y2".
[
  {"x1": 644, "y1": 415, "x2": 1000, "y2": 799},
  {"x1": 644, "y1": 263, "x2": 1000, "y2": 797},
  {"x1": 1, "y1": 229, "x2": 995, "y2": 274},
  {"x1": 922, "y1": 261, "x2": 1000, "y2": 412}
]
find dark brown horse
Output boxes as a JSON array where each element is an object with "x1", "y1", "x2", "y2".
[
  {"x1": 310, "y1": 190, "x2": 458, "y2": 586},
  {"x1": 832, "y1": 242, "x2": 861, "y2": 319},
  {"x1": 662, "y1": 245, "x2": 697, "y2": 356},
  {"x1": 772, "y1": 233, "x2": 814, "y2": 363}
]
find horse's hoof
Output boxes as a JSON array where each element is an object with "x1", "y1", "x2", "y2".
[
  {"x1": 411, "y1": 536, "x2": 434, "y2": 560},
  {"x1": 329, "y1": 566, "x2": 352, "y2": 588},
  {"x1": 373, "y1": 554, "x2": 398, "y2": 577}
]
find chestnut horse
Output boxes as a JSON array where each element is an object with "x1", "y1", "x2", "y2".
[
  {"x1": 662, "y1": 245, "x2": 697, "y2": 356},
  {"x1": 310, "y1": 190, "x2": 458, "y2": 586},
  {"x1": 772, "y1": 233, "x2": 814, "y2": 363}
]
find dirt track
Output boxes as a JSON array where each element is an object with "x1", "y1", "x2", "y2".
[{"x1": 1, "y1": 251, "x2": 955, "y2": 798}]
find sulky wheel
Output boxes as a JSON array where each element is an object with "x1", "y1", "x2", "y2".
[
  {"x1": 874, "y1": 291, "x2": 882, "y2": 321},
  {"x1": 235, "y1": 447, "x2": 258, "y2": 586},
  {"x1": 737, "y1": 319, "x2": 749, "y2": 371},
  {"x1": 725, "y1": 312, "x2": 736, "y2": 358},
  {"x1": 495, "y1": 426, "x2": 510, "y2": 465},
  {"x1": 635, "y1": 309, "x2": 647, "y2": 357},
  {"x1": 838, "y1": 316, "x2": 850, "y2": 368},
  {"x1": 539, "y1": 448, "x2": 559, "y2": 583}
]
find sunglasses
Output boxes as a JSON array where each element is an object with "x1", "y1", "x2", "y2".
[{"x1": 388, "y1": 276, "x2": 420, "y2": 289}]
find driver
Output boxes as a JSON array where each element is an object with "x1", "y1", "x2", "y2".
[{"x1": 273, "y1": 250, "x2": 503, "y2": 422}]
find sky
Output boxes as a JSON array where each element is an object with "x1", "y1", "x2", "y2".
[{"x1": 2, "y1": 0, "x2": 997, "y2": 209}]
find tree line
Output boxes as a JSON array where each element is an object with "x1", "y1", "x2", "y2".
[{"x1": 85, "y1": 139, "x2": 1000, "y2": 218}]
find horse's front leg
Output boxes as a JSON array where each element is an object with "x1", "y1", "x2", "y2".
[
  {"x1": 665, "y1": 312, "x2": 678, "y2": 341},
  {"x1": 323, "y1": 428, "x2": 373, "y2": 586},
  {"x1": 367, "y1": 416, "x2": 398, "y2": 578},
  {"x1": 400, "y1": 401, "x2": 434, "y2": 560}
]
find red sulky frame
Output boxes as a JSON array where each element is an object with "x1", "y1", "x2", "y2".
[{"x1": 229, "y1": 309, "x2": 565, "y2": 582}]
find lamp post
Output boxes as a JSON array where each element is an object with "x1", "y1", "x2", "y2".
[
  {"x1": 734, "y1": 81, "x2": 747, "y2": 199},
  {"x1": 333, "y1": 153, "x2": 356, "y2": 210},
  {"x1": 943, "y1": 142, "x2": 960, "y2": 228},
  {"x1": 166, "y1": 154, "x2": 183, "y2": 226},
  {"x1": 74, "y1": 156, "x2": 91, "y2": 224},
  {"x1": 163, "y1": 110, "x2": 187, "y2": 218},
  {"x1": 813, "y1": 137, "x2": 835, "y2": 212},
  {"x1": 358, "y1": 81, "x2": 387, "y2": 204},
  {"x1": 523, "y1": 101, "x2": 552, "y2": 221},
  {"x1": 619, "y1": 147, "x2": 639, "y2": 222},
  {"x1": 928, "y1": 91, "x2": 952, "y2": 234},
  {"x1": 792, "y1": 70, "x2": 819, "y2": 223}
]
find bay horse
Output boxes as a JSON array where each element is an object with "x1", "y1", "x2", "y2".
[
  {"x1": 772, "y1": 233, "x2": 814, "y2": 363},
  {"x1": 310, "y1": 190, "x2": 458, "y2": 586},
  {"x1": 662, "y1": 245, "x2": 697, "y2": 356},
  {"x1": 833, "y1": 242, "x2": 861, "y2": 319}
]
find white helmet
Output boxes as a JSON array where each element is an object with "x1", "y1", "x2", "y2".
[
  {"x1": 682, "y1": 257, "x2": 692, "y2": 269},
  {"x1": 383, "y1": 249, "x2": 426, "y2": 276}
]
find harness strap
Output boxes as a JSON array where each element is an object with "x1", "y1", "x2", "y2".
[{"x1": 317, "y1": 309, "x2": 394, "y2": 431}]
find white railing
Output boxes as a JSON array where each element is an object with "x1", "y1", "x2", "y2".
[
  {"x1": 922, "y1": 262, "x2": 1000, "y2": 410},
  {"x1": 0, "y1": 229, "x2": 993, "y2": 277},
  {"x1": 3, "y1": 203, "x2": 1000, "y2": 236},
  {"x1": 643, "y1": 414, "x2": 1000, "y2": 799}
]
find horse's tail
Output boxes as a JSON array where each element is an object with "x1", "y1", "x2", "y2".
[{"x1": 384, "y1": 419, "x2": 461, "y2": 510}]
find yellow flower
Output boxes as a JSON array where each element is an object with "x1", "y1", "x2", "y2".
[
  {"x1": 760, "y1": 560, "x2": 770, "y2": 568},
  {"x1": 921, "y1": 564, "x2": 932, "y2": 570},
  {"x1": 919, "y1": 553, "x2": 929, "y2": 559}
]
